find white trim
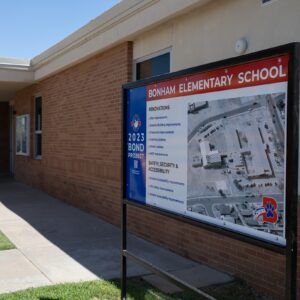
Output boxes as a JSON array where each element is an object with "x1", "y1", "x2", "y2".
[
  {"x1": 134, "y1": 46, "x2": 172, "y2": 64},
  {"x1": 0, "y1": 57, "x2": 31, "y2": 70},
  {"x1": 31, "y1": 0, "x2": 159, "y2": 68},
  {"x1": 133, "y1": 47, "x2": 172, "y2": 80},
  {"x1": 32, "y1": 0, "x2": 210, "y2": 80},
  {"x1": 0, "y1": 0, "x2": 211, "y2": 83},
  {"x1": 34, "y1": 93, "x2": 42, "y2": 98}
]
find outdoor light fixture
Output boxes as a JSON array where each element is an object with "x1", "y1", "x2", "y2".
[{"x1": 235, "y1": 38, "x2": 248, "y2": 55}]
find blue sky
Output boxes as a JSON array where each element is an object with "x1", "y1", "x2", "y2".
[{"x1": 0, "y1": 0, "x2": 120, "y2": 59}]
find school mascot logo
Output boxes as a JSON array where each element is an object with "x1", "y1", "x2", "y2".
[
  {"x1": 255, "y1": 196, "x2": 278, "y2": 224},
  {"x1": 131, "y1": 114, "x2": 142, "y2": 132}
]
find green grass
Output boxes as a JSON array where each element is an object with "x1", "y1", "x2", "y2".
[
  {"x1": 0, "y1": 230, "x2": 15, "y2": 251},
  {"x1": 0, "y1": 278, "x2": 263, "y2": 300},
  {"x1": 180, "y1": 280, "x2": 263, "y2": 300}
]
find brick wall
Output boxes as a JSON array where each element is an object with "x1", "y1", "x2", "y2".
[
  {"x1": 128, "y1": 205, "x2": 290, "y2": 299},
  {"x1": 0, "y1": 102, "x2": 10, "y2": 175},
  {"x1": 12, "y1": 42, "x2": 298, "y2": 300},
  {"x1": 14, "y1": 42, "x2": 132, "y2": 225}
]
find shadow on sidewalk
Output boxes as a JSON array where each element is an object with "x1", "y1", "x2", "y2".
[{"x1": 0, "y1": 178, "x2": 219, "y2": 284}]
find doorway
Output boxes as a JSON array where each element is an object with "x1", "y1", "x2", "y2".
[{"x1": 0, "y1": 102, "x2": 10, "y2": 176}]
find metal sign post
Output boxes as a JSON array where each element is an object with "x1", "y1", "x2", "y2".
[
  {"x1": 285, "y1": 43, "x2": 300, "y2": 300},
  {"x1": 121, "y1": 200, "x2": 217, "y2": 300}
]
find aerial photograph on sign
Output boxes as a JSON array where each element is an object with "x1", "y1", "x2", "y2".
[{"x1": 187, "y1": 92, "x2": 286, "y2": 237}]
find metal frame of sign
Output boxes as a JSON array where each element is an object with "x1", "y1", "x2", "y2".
[{"x1": 121, "y1": 43, "x2": 300, "y2": 300}]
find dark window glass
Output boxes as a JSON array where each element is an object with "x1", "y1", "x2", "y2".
[
  {"x1": 35, "y1": 97, "x2": 42, "y2": 131},
  {"x1": 35, "y1": 134, "x2": 42, "y2": 157},
  {"x1": 136, "y1": 52, "x2": 170, "y2": 80},
  {"x1": 35, "y1": 97, "x2": 42, "y2": 157}
]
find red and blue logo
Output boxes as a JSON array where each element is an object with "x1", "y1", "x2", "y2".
[
  {"x1": 255, "y1": 196, "x2": 278, "y2": 224},
  {"x1": 131, "y1": 114, "x2": 142, "y2": 132}
]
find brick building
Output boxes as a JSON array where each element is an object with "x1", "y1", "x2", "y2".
[{"x1": 0, "y1": 0, "x2": 299, "y2": 298}]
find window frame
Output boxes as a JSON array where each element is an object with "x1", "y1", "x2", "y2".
[
  {"x1": 261, "y1": 0, "x2": 278, "y2": 6},
  {"x1": 133, "y1": 47, "x2": 172, "y2": 81},
  {"x1": 34, "y1": 96, "x2": 42, "y2": 159},
  {"x1": 16, "y1": 114, "x2": 30, "y2": 156}
]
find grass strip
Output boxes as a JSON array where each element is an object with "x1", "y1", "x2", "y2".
[
  {"x1": 0, "y1": 230, "x2": 15, "y2": 251},
  {"x1": 0, "y1": 278, "x2": 264, "y2": 300}
]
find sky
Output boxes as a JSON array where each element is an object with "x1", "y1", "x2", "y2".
[{"x1": 0, "y1": 0, "x2": 120, "y2": 59}]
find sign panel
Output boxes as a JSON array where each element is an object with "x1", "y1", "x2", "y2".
[{"x1": 125, "y1": 54, "x2": 289, "y2": 246}]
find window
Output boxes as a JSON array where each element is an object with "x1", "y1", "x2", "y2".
[
  {"x1": 261, "y1": 0, "x2": 277, "y2": 6},
  {"x1": 136, "y1": 51, "x2": 170, "y2": 80},
  {"x1": 16, "y1": 114, "x2": 30, "y2": 156},
  {"x1": 35, "y1": 96, "x2": 42, "y2": 158}
]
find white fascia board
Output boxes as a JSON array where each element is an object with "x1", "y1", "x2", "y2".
[
  {"x1": 0, "y1": 57, "x2": 30, "y2": 68},
  {"x1": 0, "y1": 57, "x2": 33, "y2": 84},
  {"x1": 33, "y1": 0, "x2": 213, "y2": 81},
  {"x1": 31, "y1": 0, "x2": 145, "y2": 66},
  {"x1": 0, "y1": 67, "x2": 34, "y2": 83}
]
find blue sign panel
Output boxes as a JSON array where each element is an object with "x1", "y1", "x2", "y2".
[{"x1": 125, "y1": 86, "x2": 147, "y2": 203}]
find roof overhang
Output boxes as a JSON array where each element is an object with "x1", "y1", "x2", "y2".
[
  {"x1": 0, "y1": 0, "x2": 213, "y2": 102},
  {"x1": 0, "y1": 58, "x2": 34, "y2": 102}
]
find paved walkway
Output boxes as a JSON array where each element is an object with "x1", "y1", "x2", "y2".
[{"x1": 0, "y1": 178, "x2": 233, "y2": 294}]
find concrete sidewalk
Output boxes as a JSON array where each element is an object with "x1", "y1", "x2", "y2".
[{"x1": 0, "y1": 178, "x2": 233, "y2": 294}]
